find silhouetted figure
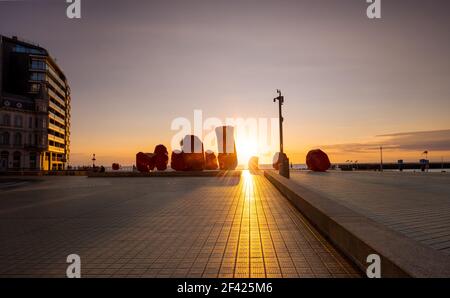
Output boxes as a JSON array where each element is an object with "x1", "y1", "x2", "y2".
[{"x1": 100, "y1": 165, "x2": 105, "y2": 173}]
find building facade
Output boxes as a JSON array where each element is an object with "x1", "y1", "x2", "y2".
[{"x1": 0, "y1": 35, "x2": 71, "y2": 171}]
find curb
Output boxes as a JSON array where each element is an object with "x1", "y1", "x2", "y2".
[{"x1": 264, "y1": 170, "x2": 450, "y2": 278}]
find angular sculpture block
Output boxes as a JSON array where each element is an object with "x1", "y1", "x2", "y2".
[{"x1": 306, "y1": 149, "x2": 331, "y2": 172}]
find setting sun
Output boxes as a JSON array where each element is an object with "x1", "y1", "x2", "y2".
[{"x1": 236, "y1": 137, "x2": 258, "y2": 167}]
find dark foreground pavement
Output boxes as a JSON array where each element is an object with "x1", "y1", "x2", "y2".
[{"x1": 0, "y1": 172, "x2": 359, "y2": 277}]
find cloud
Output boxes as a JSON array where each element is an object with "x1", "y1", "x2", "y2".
[{"x1": 320, "y1": 129, "x2": 450, "y2": 154}]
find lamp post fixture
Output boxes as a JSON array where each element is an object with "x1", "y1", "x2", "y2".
[
  {"x1": 380, "y1": 146, "x2": 383, "y2": 172},
  {"x1": 273, "y1": 89, "x2": 289, "y2": 178},
  {"x1": 92, "y1": 153, "x2": 96, "y2": 168}
]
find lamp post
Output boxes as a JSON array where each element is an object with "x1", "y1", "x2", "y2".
[
  {"x1": 380, "y1": 146, "x2": 383, "y2": 172},
  {"x1": 92, "y1": 153, "x2": 96, "y2": 168},
  {"x1": 273, "y1": 89, "x2": 289, "y2": 178}
]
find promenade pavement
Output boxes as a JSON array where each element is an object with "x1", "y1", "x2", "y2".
[
  {"x1": 289, "y1": 171, "x2": 450, "y2": 255},
  {"x1": 0, "y1": 172, "x2": 359, "y2": 277}
]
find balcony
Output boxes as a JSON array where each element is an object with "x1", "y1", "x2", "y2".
[
  {"x1": 48, "y1": 134, "x2": 65, "y2": 144},
  {"x1": 48, "y1": 89, "x2": 66, "y2": 107},
  {"x1": 48, "y1": 111, "x2": 65, "y2": 126},
  {"x1": 49, "y1": 123, "x2": 65, "y2": 134},
  {"x1": 47, "y1": 65, "x2": 66, "y2": 88},
  {"x1": 48, "y1": 145, "x2": 65, "y2": 154},
  {"x1": 46, "y1": 78, "x2": 66, "y2": 100},
  {"x1": 49, "y1": 100, "x2": 66, "y2": 116}
]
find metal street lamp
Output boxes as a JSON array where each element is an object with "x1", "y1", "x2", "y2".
[
  {"x1": 92, "y1": 153, "x2": 96, "y2": 168},
  {"x1": 273, "y1": 89, "x2": 289, "y2": 178},
  {"x1": 380, "y1": 146, "x2": 383, "y2": 172}
]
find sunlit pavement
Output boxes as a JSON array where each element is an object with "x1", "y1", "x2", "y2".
[
  {"x1": 289, "y1": 171, "x2": 450, "y2": 255},
  {"x1": 0, "y1": 172, "x2": 360, "y2": 277}
]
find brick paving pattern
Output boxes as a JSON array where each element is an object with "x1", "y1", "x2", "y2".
[
  {"x1": 0, "y1": 173, "x2": 359, "y2": 277},
  {"x1": 290, "y1": 171, "x2": 450, "y2": 254}
]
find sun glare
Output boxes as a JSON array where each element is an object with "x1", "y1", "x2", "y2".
[{"x1": 236, "y1": 137, "x2": 258, "y2": 168}]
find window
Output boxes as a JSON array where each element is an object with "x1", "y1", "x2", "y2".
[
  {"x1": 0, "y1": 132, "x2": 10, "y2": 145},
  {"x1": 30, "y1": 72, "x2": 45, "y2": 81},
  {"x1": 30, "y1": 83, "x2": 40, "y2": 93},
  {"x1": 14, "y1": 133, "x2": 22, "y2": 146},
  {"x1": 30, "y1": 60, "x2": 46, "y2": 70},
  {"x1": 14, "y1": 45, "x2": 46, "y2": 55},
  {"x1": 12, "y1": 151, "x2": 21, "y2": 169},
  {"x1": 29, "y1": 152, "x2": 37, "y2": 169},
  {"x1": 14, "y1": 115, "x2": 23, "y2": 128},
  {"x1": 2, "y1": 114, "x2": 11, "y2": 126}
]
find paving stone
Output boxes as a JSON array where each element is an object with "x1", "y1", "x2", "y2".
[{"x1": 0, "y1": 173, "x2": 360, "y2": 277}]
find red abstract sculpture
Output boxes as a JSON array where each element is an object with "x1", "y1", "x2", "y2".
[
  {"x1": 215, "y1": 126, "x2": 238, "y2": 170},
  {"x1": 205, "y1": 150, "x2": 218, "y2": 170},
  {"x1": 248, "y1": 156, "x2": 259, "y2": 171},
  {"x1": 154, "y1": 144, "x2": 169, "y2": 171},
  {"x1": 136, "y1": 152, "x2": 155, "y2": 172},
  {"x1": 181, "y1": 135, "x2": 205, "y2": 171},
  {"x1": 306, "y1": 149, "x2": 331, "y2": 172},
  {"x1": 112, "y1": 163, "x2": 120, "y2": 171},
  {"x1": 170, "y1": 150, "x2": 185, "y2": 171}
]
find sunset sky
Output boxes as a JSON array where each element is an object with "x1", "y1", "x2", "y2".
[{"x1": 1, "y1": 0, "x2": 450, "y2": 166}]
